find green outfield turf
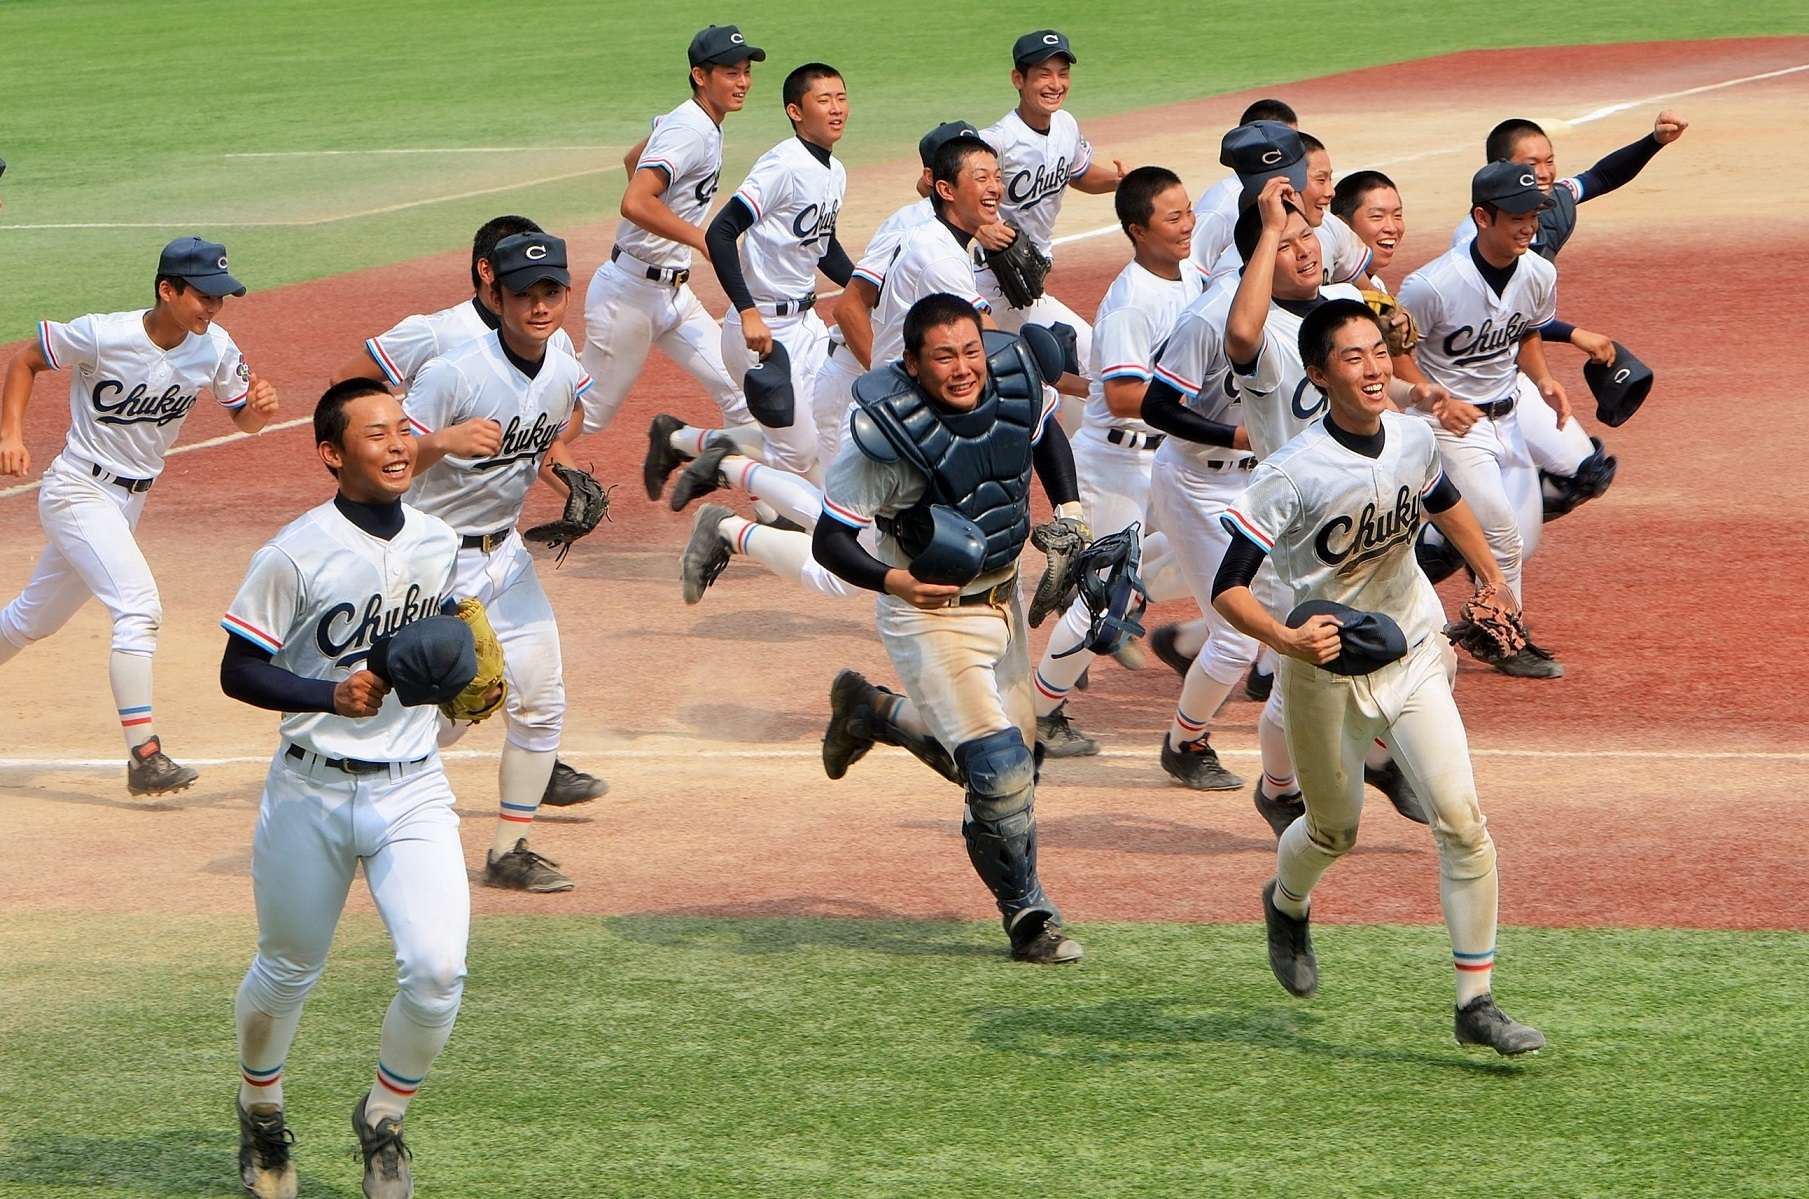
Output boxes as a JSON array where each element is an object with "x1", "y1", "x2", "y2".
[
  {"x1": 0, "y1": 1, "x2": 1804, "y2": 332},
  {"x1": 0, "y1": 914, "x2": 1801, "y2": 1197}
]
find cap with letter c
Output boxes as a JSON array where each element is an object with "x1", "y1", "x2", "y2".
[
  {"x1": 1013, "y1": 29, "x2": 1075, "y2": 69},
  {"x1": 918, "y1": 120, "x2": 982, "y2": 167},
  {"x1": 1471, "y1": 160, "x2": 1555, "y2": 214},
  {"x1": 490, "y1": 232, "x2": 570, "y2": 292},
  {"x1": 688, "y1": 24, "x2": 766, "y2": 67},
  {"x1": 157, "y1": 236, "x2": 246, "y2": 297},
  {"x1": 1222, "y1": 121, "x2": 1309, "y2": 209}
]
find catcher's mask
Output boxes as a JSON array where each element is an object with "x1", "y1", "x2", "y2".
[{"x1": 1054, "y1": 524, "x2": 1150, "y2": 658}]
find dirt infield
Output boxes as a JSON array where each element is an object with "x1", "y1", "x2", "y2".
[{"x1": 2, "y1": 39, "x2": 1805, "y2": 933}]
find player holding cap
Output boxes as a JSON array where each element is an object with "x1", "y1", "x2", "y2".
[
  {"x1": 1212, "y1": 298, "x2": 1545, "y2": 1056},
  {"x1": 0, "y1": 236, "x2": 278, "y2": 795},
  {"x1": 403, "y1": 232, "x2": 595, "y2": 891},
  {"x1": 1202, "y1": 122, "x2": 1372, "y2": 288},
  {"x1": 705, "y1": 61, "x2": 852, "y2": 480},
  {"x1": 1190, "y1": 99, "x2": 1297, "y2": 273}
]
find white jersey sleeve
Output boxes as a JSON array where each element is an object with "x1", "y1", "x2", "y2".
[
  {"x1": 1151, "y1": 307, "x2": 1225, "y2": 398},
  {"x1": 1318, "y1": 214, "x2": 1374, "y2": 286},
  {"x1": 851, "y1": 199, "x2": 935, "y2": 289},
  {"x1": 365, "y1": 313, "x2": 442, "y2": 389},
  {"x1": 1222, "y1": 462, "x2": 1298, "y2": 555},
  {"x1": 400, "y1": 354, "x2": 465, "y2": 436},
  {"x1": 222, "y1": 544, "x2": 303, "y2": 657},
  {"x1": 38, "y1": 315, "x2": 100, "y2": 373},
  {"x1": 1395, "y1": 271, "x2": 1445, "y2": 352},
  {"x1": 731, "y1": 144, "x2": 794, "y2": 228},
  {"x1": 1095, "y1": 305, "x2": 1157, "y2": 386},
  {"x1": 210, "y1": 330, "x2": 252, "y2": 412}
]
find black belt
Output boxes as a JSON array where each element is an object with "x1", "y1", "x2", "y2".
[
  {"x1": 285, "y1": 742, "x2": 430, "y2": 776},
  {"x1": 1471, "y1": 396, "x2": 1515, "y2": 419},
  {"x1": 764, "y1": 293, "x2": 817, "y2": 317},
  {"x1": 1106, "y1": 428, "x2": 1164, "y2": 451},
  {"x1": 460, "y1": 526, "x2": 513, "y2": 553},
  {"x1": 92, "y1": 463, "x2": 153, "y2": 493},
  {"x1": 1204, "y1": 456, "x2": 1257, "y2": 471},
  {"x1": 955, "y1": 573, "x2": 1018, "y2": 608},
  {"x1": 611, "y1": 245, "x2": 689, "y2": 286}
]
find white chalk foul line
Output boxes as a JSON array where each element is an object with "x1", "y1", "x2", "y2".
[
  {"x1": 1570, "y1": 61, "x2": 1809, "y2": 124},
  {"x1": 224, "y1": 146, "x2": 622, "y2": 158},
  {"x1": 0, "y1": 416, "x2": 315, "y2": 500}
]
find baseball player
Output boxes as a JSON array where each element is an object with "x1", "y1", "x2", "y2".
[
  {"x1": 1214, "y1": 298, "x2": 1544, "y2": 1055},
  {"x1": 1030, "y1": 166, "x2": 1208, "y2": 758},
  {"x1": 403, "y1": 232, "x2": 593, "y2": 891},
  {"x1": 1393, "y1": 162, "x2": 1567, "y2": 679},
  {"x1": 0, "y1": 236, "x2": 277, "y2": 795},
  {"x1": 1331, "y1": 170, "x2": 1404, "y2": 287},
  {"x1": 816, "y1": 294, "x2": 1084, "y2": 964},
  {"x1": 332, "y1": 214, "x2": 604, "y2": 808},
  {"x1": 221, "y1": 378, "x2": 478, "y2": 1198},
  {"x1": 1189, "y1": 98, "x2": 1297, "y2": 274},
  {"x1": 705, "y1": 61, "x2": 852, "y2": 481},
  {"x1": 574, "y1": 25, "x2": 765, "y2": 444},
  {"x1": 1202, "y1": 127, "x2": 1372, "y2": 288}
]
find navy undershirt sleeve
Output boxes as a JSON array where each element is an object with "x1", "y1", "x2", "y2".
[
  {"x1": 1211, "y1": 533, "x2": 1267, "y2": 600},
  {"x1": 221, "y1": 633, "x2": 338, "y2": 714},
  {"x1": 812, "y1": 519, "x2": 891, "y2": 594},
  {"x1": 817, "y1": 234, "x2": 854, "y2": 287},
  {"x1": 1033, "y1": 421, "x2": 1080, "y2": 507},
  {"x1": 1574, "y1": 134, "x2": 1664, "y2": 202},
  {"x1": 1538, "y1": 318, "x2": 1577, "y2": 343},
  {"x1": 1139, "y1": 376, "x2": 1242, "y2": 447},
  {"x1": 706, "y1": 197, "x2": 759, "y2": 313},
  {"x1": 1424, "y1": 475, "x2": 1462, "y2": 514}
]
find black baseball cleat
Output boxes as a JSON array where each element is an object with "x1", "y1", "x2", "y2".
[
  {"x1": 127, "y1": 737, "x2": 198, "y2": 796},
  {"x1": 484, "y1": 839, "x2": 574, "y2": 892},
  {"x1": 1455, "y1": 995, "x2": 1546, "y2": 1056},
  {"x1": 540, "y1": 760, "x2": 608, "y2": 807},
  {"x1": 1493, "y1": 641, "x2": 1565, "y2": 679},
  {"x1": 1007, "y1": 909, "x2": 1083, "y2": 964},
  {"x1": 1253, "y1": 777, "x2": 1306, "y2": 839},
  {"x1": 1037, "y1": 702, "x2": 1099, "y2": 758},
  {"x1": 1364, "y1": 759, "x2": 1428, "y2": 824},
  {"x1": 1150, "y1": 623, "x2": 1196, "y2": 680},
  {"x1": 352, "y1": 1092, "x2": 414, "y2": 1199},
  {"x1": 643, "y1": 413, "x2": 687, "y2": 501},
  {"x1": 1160, "y1": 734, "x2": 1243, "y2": 791},
  {"x1": 237, "y1": 1097, "x2": 298, "y2": 1199},
  {"x1": 680, "y1": 503, "x2": 735, "y2": 605},
  {"x1": 1244, "y1": 664, "x2": 1274, "y2": 701},
  {"x1": 823, "y1": 670, "x2": 883, "y2": 780},
  {"x1": 667, "y1": 438, "x2": 732, "y2": 512},
  {"x1": 1262, "y1": 879, "x2": 1317, "y2": 997}
]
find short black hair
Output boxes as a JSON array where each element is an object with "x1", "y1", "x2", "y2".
[
  {"x1": 1298, "y1": 298, "x2": 1383, "y2": 376},
  {"x1": 315, "y1": 378, "x2": 391, "y2": 476},
  {"x1": 1115, "y1": 165, "x2": 1182, "y2": 235},
  {"x1": 1473, "y1": 200, "x2": 1504, "y2": 222},
  {"x1": 1239, "y1": 98, "x2": 1297, "y2": 126},
  {"x1": 902, "y1": 293, "x2": 982, "y2": 357},
  {"x1": 1331, "y1": 170, "x2": 1398, "y2": 222},
  {"x1": 782, "y1": 62, "x2": 842, "y2": 124},
  {"x1": 929, "y1": 136, "x2": 997, "y2": 215},
  {"x1": 1486, "y1": 118, "x2": 1546, "y2": 164},
  {"x1": 152, "y1": 274, "x2": 190, "y2": 304},
  {"x1": 472, "y1": 215, "x2": 542, "y2": 290},
  {"x1": 1299, "y1": 131, "x2": 1325, "y2": 156},
  {"x1": 1232, "y1": 198, "x2": 1304, "y2": 264}
]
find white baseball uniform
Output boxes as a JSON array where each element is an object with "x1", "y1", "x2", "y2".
[
  {"x1": 1398, "y1": 245, "x2": 1558, "y2": 597},
  {"x1": 719, "y1": 136, "x2": 847, "y2": 476},
  {"x1": 1231, "y1": 284, "x2": 1365, "y2": 461},
  {"x1": 1189, "y1": 173, "x2": 1241, "y2": 274},
  {"x1": 580, "y1": 99, "x2": 751, "y2": 435},
  {"x1": 365, "y1": 297, "x2": 574, "y2": 391},
  {"x1": 0, "y1": 310, "x2": 251, "y2": 747},
  {"x1": 869, "y1": 218, "x2": 992, "y2": 368},
  {"x1": 224, "y1": 498, "x2": 468, "y2": 1113},
  {"x1": 1208, "y1": 213, "x2": 1373, "y2": 288}
]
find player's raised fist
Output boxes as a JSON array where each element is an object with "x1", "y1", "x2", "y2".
[
  {"x1": 446, "y1": 417, "x2": 504, "y2": 458},
  {"x1": 244, "y1": 372, "x2": 279, "y2": 417},
  {"x1": 333, "y1": 669, "x2": 390, "y2": 718},
  {"x1": 0, "y1": 436, "x2": 29, "y2": 478},
  {"x1": 1653, "y1": 109, "x2": 1689, "y2": 145}
]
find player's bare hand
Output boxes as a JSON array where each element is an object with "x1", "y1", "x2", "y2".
[
  {"x1": 974, "y1": 220, "x2": 1017, "y2": 252},
  {"x1": 1537, "y1": 375, "x2": 1572, "y2": 427},
  {"x1": 1426, "y1": 390, "x2": 1479, "y2": 436},
  {"x1": 244, "y1": 372, "x2": 279, "y2": 418},
  {"x1": 0, "y1": 436, "x2": 29, "y2": 478},
  {"x1": 1282, "y1": 614, "x2": 1343, "y2": 665},
  {"x1": 1570, "y1": 328, "x2": 1616, "y2": 366},
  {"x1": 445, "y1": 417, "x2": 503, "y2": 458},
  {"x1": 334, "y1": 670, "x2": 390, "y2": 718},
  {"x1": 883, "y1": 569, "x2": 963, "y2": 611},
  {"x1": 1232, "y1": 425, "x2": 1251, "y2": 452},
  {"x1": 1108, "y1": 158, "x2": 1129, "y2": 186},
  {"x1": 1653, "y1": 109, "x2": 1689, "y2": 145},
  {"x1": 741, "y1": 309, "x2": 774, "y2": 358},
  {"x1": 1255, "y1": 175, "x2": 1297, "y2": 233}
]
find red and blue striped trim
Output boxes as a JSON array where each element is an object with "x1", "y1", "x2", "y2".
[
  {"x1": 221, "y1": 613, "x2": 282, "y2": 654},
  {"x1": 118, "y1": 704, "x2": 153, "y2": 729},
  {"x1": 574, "y1": 374, "x2": 594, "y2": 400},
  {"x1": 220, "y1": 388, "x2": 251, "y2": 412},
  {"x1": 734, "y1": 522, "x2": 757, "y2": 556},
  {"x1": 851, "y1": 266, "x2": 885, "y2": 288},
  {"x1": 242, "y1": 1061, "x2": 283, "y2": 1088},
  {"x1": 375, "y1": 1061, "x2": 424, "y2": 1097},
  {"x1": 638, "y1": 158, "x2": 677, "y2": 181},
  {"x1": 1421, "y1": 470, "x2": 1447, "y2": 498},
  {"x1": 405, "y1": 414, "x2": 431, "y2": 436},
  {"x1": 499, "y1": 799, "x2": 538, "y2": 824},
  {"x1": 1032, "y1": 671, "x2": 1068, "y2": 701},
  {"x1": 1152, "y1": 363, "x2": 1198, "y2": 394},
  {"x1": 733, "y1": 190, "x2": 762, "y2": 220},
  {"x1": 1453, "y1": 947, "x2": 1495, "y2": 973},
  {"x1": 1100, "y1": 363, "x2": 1151, "y2": 382},
  {"x1": 37, "y1": 321, "x2": 61, "y2": 371},
  {"x1": 365, "y1": 337, "x2": 404, "y2": 387},
  {"x1": 1222, "y1": 508, "x2": 1274, "y2": 550},
  {"x1": 734, "y1": 460, "x2": 761, "y2": 493},
  {"x1": 1174, "y1": 707, "x2": 1206, "y2": 734},
  {"x1": 820, "y1": 497, "x2": 870, "y2": 529}
]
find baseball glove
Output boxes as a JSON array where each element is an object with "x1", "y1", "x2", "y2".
[
  {"x1": 1443, "y1": 583, "x2": 1527, "y2": 664},
  {"x1": 984, "y1": 220, "x2": 1051, "y2": 310},
  {"x1": 440, "y1": 598, "x2": 507, "y2": 723},
  {"x1": 1360, "y1": 288, "x2": 1421, "y2": 355},
  {"x1": 1028, "y1": 515, "x2": 1092, "y2": 627},
  {"x1": 523, "y1": 463, "x2": 613, "y2": 565}
]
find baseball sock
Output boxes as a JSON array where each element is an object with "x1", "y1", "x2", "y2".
[
  {"x1": 1258, "y1": 695, "x2": 1297, "y2": 794},
  {"x1": 1170, "y1": 617, "x2": 1209, "y2": 660},
  {"x1": 874, "y1": 690, "x2": 934, "y2": 743},
  {"x1": 1443, "y1": 865, "x2": 1500, "y2": 1006},
  {"x1": 719, "y1": 456, "x2": 821, "y2": 529},
  {"x1": 1169, "y1": 657, "x2": 1236, "y2": 750},
  {"x1": 670, "y1": 422, "x2": 766, "y2": 461},
  {"x1": 1275, "y1": 814, "x2": 1341, "y2": 917},
  {"x1": 1032, "y1": 599, "x2": 1094, "y2": 719},
  {"x1": 235, "y1": 980, "x2": 303, "y2": 1112},
  {"x1": 723, "y1": 515, "x2": 811, "y2": 581},
  {"x1": 110, "y1": 649, "x2": 157, "y2": 753},
  {"x1": 365, "y1": 993, "x2": 456, "y2": 1126},
  {"x1": 492, "y1": 743, "x2": 557, "y2": 858}
]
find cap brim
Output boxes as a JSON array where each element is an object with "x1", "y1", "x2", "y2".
[
  {"x1": 188, "y1": 273, "x2": 247, "y2": 298},
  {"x1": 498, "y1": 266, "x2": 571, "y2": 292},
  {"x1": 1237, "y1": 159, "x2": 1309, "y2": 208},
  {"x1": 1015, "y1": 49, "x2": 1076, "y2": 68},
  {"x1": 700, "y1": 45, "x2": 765, "y2": 65},
  {"x1": 1484, "y1": 191, "x2": 1556, "y2": 215}
]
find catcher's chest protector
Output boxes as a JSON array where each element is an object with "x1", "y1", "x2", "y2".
[{"x1": 852, "y1": 334, "x2": 1041, "y2": 573}]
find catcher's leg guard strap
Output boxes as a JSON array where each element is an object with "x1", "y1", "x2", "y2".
[
  {"x1": 954, "y1": 729, "x2": 1050, "y2": 920},
  {"x1": 1539, "y1": 437, "x2": 1617, "y2": 522}
]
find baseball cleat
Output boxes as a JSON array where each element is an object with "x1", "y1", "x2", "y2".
[
  {"x1": 1008, "y1": 910, "x2": 1083, "y2": 964},
  {"x1": 1244, "y1": 664, "x2": 1274, "y2": 701},
  {"x1": 237, "y1": 1097, "x2": 298, "y2": 1199},
  {"x1": 540, "y1": 760, "x2": 608, "y2": 807},
  {"x1": 127, "y1": 737, "x2": 198, "y2": 796},
  {"x1": 1036, "y1": 702, "x2": 1099, "y2": 758},
  {"x1": 680, "y1": 503, "x2": 734, "y2": 605},
  {"x1": 484, "y1": 839, "x2": 574, "y2": 893},
  {"x1": 1493, "y1": 643, "x2": 1565, "y2": 679},
  {"x1": 1150, "y1": 623, "x2": 1196, "y2": 680},
  {"x1": 1253, "y1": 777, "x2": 1306, "y2": 839},
  {"x1": 1160, "y1": 734, "x2": 1243, "y2": 791},
  {"x1": 823, "y1": 669, "x2": 882, "y2": 780},
  {"x1": 352, "y1": 1091, "x2": 414, "y2": 1199},
  {"x1": 667, "y1": 439, "x2": 732, "y2": 512},
  {"x1": 1455, "y1": 995, "x2": 1546, "y2": 1056},
  {"x1": 1262, "y1": 878, "x2": 1317, "y2": 998},
  {"x1": 643, "y1": 413, "x2": 687, "y2": 501},
  {"x1": 1364, "y1": 759, "x2": 1428, "y2": 824}
]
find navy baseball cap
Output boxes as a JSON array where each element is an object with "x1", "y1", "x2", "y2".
[
  {"x1": 919, "y1": 121, "x2": 982, "y2": 167},
  {"x1": 158, "y1": 236, "x2": 246, "y2": 297},
  {"x1": 1472, "y1": 160, "x2": 1554, "y2": 214},
  {"x1": 1285, "y1": 599, "x2": 1408, "y2": 676},
  {"x1": 368, "y1": 615, "x2": 478, "y2": 707},
  {"x1": 490, "y1": 232, "x2": 569, "y2": 292},
  {"x1": 1013, "y1": 29, "x2": 1076, "y2": 69},
  {"x1": 688, "y1": 25, "x2": 765, "y2": 67},
  {"x1": 1223, "y1": 122, "x2": 1309, "y2": 208}
]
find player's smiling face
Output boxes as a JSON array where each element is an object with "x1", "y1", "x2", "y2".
[
  {"x1": 1273, "y1": 211, "x2": 1322, "y2": 299},
  {"x1": 158, "y1": 280, "x2": 225, "y2": 336},
  {"x1": 1347, "y1": 186, "x2": 1404, "y2": 272},
  {"x1": 1301, "y1": 150, "x2": 1335, "y2": 228},
  {"x1": 1013, "y1": 58, "x2": 1071, "y2": 120},
  {"x1": 790, "y1": 74, "x2": 848, "y2": 147},
  {"x1": 905, "y1": 319, "x2": 988, "y2": 411},
  {"x1": 938, "y1": 150, "x2": 1003, "y2": 231},
  {"x1": 325, "y1": 391, "x2": 416, "y2": 501},
  {"x1": 1509, "y1": 133, "x2": 1558, "y2": 192},
  {"x1": 1133, "y1": 183, "x2": 1196, "y2": 268},
  {"x1": 1474, "y1": 205, "x2": 1539, "y2": 259},
  {"x1": 496, "y1": 280, "x2": 569, "y2": 350},
  {"x1": 696, "y1": 60, "x2": 753, "y2": 116},
  {"x1": 1312, "y1": 315, "x2": 1394, "y2": 426}
]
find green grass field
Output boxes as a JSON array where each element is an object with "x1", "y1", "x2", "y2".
[
  {"x1": 1, "y1": 915, "x2": 1802, "y2": 1198},
  {"x1": 2, "y1": 0, "x2": 1806, "y2": 332}
]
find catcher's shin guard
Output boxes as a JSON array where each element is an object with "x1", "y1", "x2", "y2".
[
  {"x1": 1540, "y1": 437, "x2": 1617, "y2": 522},
  {"x1": 954, "y1": 729, "x2": 1051, "y2": 922}
]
